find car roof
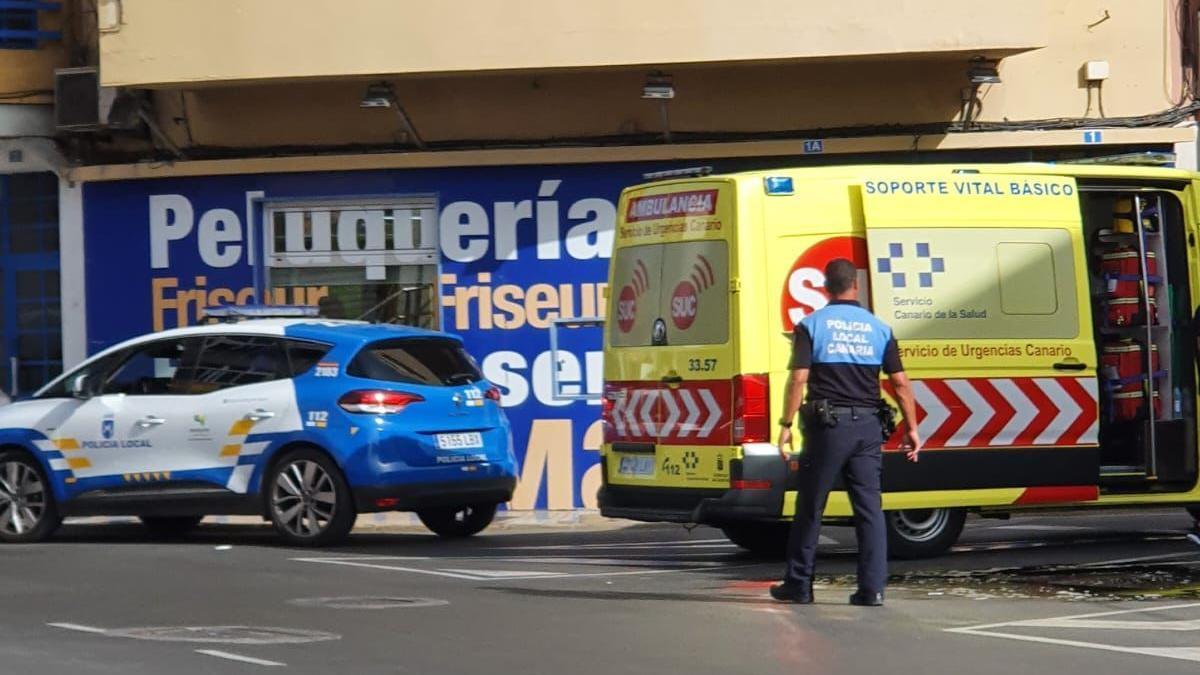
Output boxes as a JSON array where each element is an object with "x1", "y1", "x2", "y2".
[{"x1": 91, "y1": 319, "x2": 457, "y2": 359}]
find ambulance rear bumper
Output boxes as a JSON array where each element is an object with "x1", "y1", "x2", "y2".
[{"x1": 598, "y1": 451, "x2": 791, "y2": 524}]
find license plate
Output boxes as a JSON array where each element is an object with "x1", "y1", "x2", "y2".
[
  {"x1": 618, "y1": 455, "x2": 656, "y2": 478},
  {"x1": 436, "y1": 432, "x2": 484, "y2": 450}
]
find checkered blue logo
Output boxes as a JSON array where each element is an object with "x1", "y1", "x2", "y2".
[{"x1": 876, "y1": 242, "x2": 945, "y2": 288}]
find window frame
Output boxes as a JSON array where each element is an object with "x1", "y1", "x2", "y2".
[{"x1": 188, "y1": 334, "x2": 293, "y2": 394}]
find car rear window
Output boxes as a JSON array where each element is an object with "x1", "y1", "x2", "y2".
[
  {"x1": 286, "y1": 339, "x2": 333, "y2": 376},
  {"x1": 348, "y1": 338, "x2": 482, "y2": 386}
]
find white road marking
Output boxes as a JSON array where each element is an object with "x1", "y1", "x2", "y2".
[
  {"x1": 991, "y1": 525, "x2": 1092, "y2": 532},
  {"x1": 438, "y1": 569, "x2": 566, "y2": 579},
  {"x1": 483, "y1": 557, "x2": 729, "y2": 568},
  {"x1": 47, "y1": 622, "x2": 108, "y2": 634},
  {"x1": 292, "y1": 558, "x2": 483, "y2": 580},
  {"x1": 1074, "y1": 550, "x2": 1200, "y2": 567},
  {"x1": 1014, "y1": 617, "x2": 1200, "y2": 631},
  {"x1": 293, "y1": 555, "x2": 764, "y2": 581},
  {"x1": 195, "y1": 650, "x2": 286, "y2": 667},
  {"x1": 492, "y1": 538, "x2": 733, "y2": 550},
  {"x1": 948, "y1": 602, "x2": 1200, "y2": 665}
]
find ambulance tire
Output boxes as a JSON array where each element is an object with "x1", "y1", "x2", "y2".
[
  {"x1": 885, "y1": 508, "x2": 966, "y2": 559},
  {"x1": 721, "y1": 522, "x2": 790, "y2": 557},
  {"x1": 0, "y1": 450, "x2": 61, "y2": 543},
  {"x1": 266, "y1": 448, "x2": 357, "y2": 547},
  {"x1": 418, "y1": 503, "x2": 498, "y2": 538},
  {"x1": 139, "y1": 515, "x2": 203, "y2": 538}
]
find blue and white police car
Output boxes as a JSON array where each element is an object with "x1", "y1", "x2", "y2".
[{"x1": 0, "y1": 315, "x2": 517, "y2": 545}]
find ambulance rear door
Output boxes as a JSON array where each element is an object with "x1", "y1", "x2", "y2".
[
  {"x1": 860, "y1": 171, "x2": 1101, "y2": 501},
  {"x1": 604, "y1": 180, "x2": 738, "y2": 491}
]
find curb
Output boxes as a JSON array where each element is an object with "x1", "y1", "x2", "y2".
[{"x1": 64, "y1": 509, "x2": 642, "y2": 533}]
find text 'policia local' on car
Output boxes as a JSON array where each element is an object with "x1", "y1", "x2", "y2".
[{"x1": 0, "y1": 313, "x2": 518, "y2": 545}]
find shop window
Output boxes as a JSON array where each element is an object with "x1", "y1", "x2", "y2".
[
  {"x1": 264, "y1": 198, "x2": 439, "y2": 328},
  {"x1": 0, "y1": 7, "x2": 38, "y2": 49}
]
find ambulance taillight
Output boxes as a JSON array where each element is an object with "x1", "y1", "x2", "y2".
[
  {"x1": 732, "y1": 374, "x2": 770, "y2": 444},
  {"x1": 601, "y1": 383, "x2": 619, "y2": 442}
]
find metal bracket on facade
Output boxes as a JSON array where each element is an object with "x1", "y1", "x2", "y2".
[{"x1": 549, "y1": 316, "x2": 604, "y2": 402}]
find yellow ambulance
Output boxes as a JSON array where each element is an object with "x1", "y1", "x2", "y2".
[{"x1": 598, "y1": 163, "x2": 1200, "y2": 558}]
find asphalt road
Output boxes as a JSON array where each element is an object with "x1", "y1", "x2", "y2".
[{"x1": 3, "y1": 509, "x2": 1199, "y2": 674}]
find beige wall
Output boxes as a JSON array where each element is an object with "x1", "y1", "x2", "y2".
[
  {"x1": 109, "y1": 0, "x2": 1192, "y2": 153},
  {"x1": 100, "y1": 0, "x2": 1046, "y2": 88},
  {"x1": 984, "y1": 0, "x2": 1183, "y2": 120}
]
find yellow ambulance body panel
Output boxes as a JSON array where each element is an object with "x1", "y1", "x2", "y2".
[{"x1": 600, "y1": 163, "x2": 1200, "y2": 557}]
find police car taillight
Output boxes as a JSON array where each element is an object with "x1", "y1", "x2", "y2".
[
  {"x1": 733, "y1": 374, "x2": 770, "y2": 444},
  {"x1": 338, "y1": 390, "x2": 424, "y2": 414},
  {"x1": 484, "y1": 386, "x2": 501, "y2": 402}
]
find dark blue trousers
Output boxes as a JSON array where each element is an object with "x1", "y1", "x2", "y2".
[{"x1": 783, "y1": 411, "x2": 887, "y2": 593}]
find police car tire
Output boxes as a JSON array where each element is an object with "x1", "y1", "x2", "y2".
[
  {"x1": 0, "y1": 450, "x2": 61, "y2": 544},
  {"x1": 885, "y1": 508, "x2": 966, "y2": 560},
  {"x1": 720, "y1": 522, "x2": 789, "y2": 557},
  {"x1": 266, "y1": 448, "x2": 357, "y2": 547},
  {"x1": 417, "y1": 503, "x2": 498, "y2": 538},
  {"x1": 139, "y1": 515, "x2": 203, "y2": 538}
]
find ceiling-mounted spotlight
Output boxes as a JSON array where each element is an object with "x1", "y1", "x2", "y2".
[
  {"x1": 642, "y1": 72, "x2": 674, "y2": 143},
  {"x1": 359, "y1": 81, "x2": 425, "y2": 149},
  {"x1": 968, "y1": 57, "x2": 1001, "y2": 85},
  {"x1": 642, "y1": 72, "x2": 675, "y2": 99},
  {"x1": 360, "y1": 81, "x2": 395, "y2": 108}
]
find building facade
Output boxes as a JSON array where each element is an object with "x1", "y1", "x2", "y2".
[{"x1": 5, "y1": 0, "x2": 1200, "y2": 508}]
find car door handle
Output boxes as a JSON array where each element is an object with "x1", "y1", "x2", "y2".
[
  {"x1": 245, "y1": 409, "x2": 276, "y2": 421},
  {"x1": 137, "y1": 415, "x2": 166, "y2": 428},
  {"x1": 1053, "y1": 361, "x2": 1088, "y2": 371}
]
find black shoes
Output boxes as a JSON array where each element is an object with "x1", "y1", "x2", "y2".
[
  {"x1": 769, "y1": 582, "x2": 814, "y2": 604},
  {"x1": 848, "y1": 590, "x2": 884, "y2": 607},
  {"x1": 769, "y1": 584, "x2": 884, "y2": 605}
]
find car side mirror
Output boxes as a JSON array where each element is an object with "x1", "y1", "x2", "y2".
[{"x1": 70, "y1": 374, "x2": 91, "y2": 399}]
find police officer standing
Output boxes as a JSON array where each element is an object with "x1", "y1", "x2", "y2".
[{"x1": 770, "y1": 258, "x2": 920, "y2": 607}]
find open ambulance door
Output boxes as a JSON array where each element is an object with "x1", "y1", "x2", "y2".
[{"x1": 859, "y1": 172, "x2": 1101, "y2": 504}]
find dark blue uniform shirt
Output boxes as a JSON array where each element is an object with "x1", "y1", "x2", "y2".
[{"x1": 790, "y1": 300, "x2": 903, "y2": 407}]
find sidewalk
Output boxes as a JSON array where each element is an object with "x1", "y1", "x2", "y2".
[{"x1": 65, "y1": 509, "x2": 642, "y2": 533}]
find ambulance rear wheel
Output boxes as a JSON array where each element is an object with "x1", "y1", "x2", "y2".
[
  {"x1": 139, "y1": 515, "x2": 203, "y2": 538},
  {"x1": 885, "y1": 508, "x2": 965, "y2": 559},
  {"x1": 721, "y1": 522, "x2": 790, "y2": 557},
  {"x1": 0, "y1": 450, "x2": 61, "y2": 543}
]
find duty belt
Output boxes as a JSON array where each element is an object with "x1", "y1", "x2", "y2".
[{"x1": 829, "y1": 406, "x2": 879, "y2": 419}]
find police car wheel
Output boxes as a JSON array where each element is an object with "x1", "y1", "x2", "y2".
[
  {"x1": 721, "y1": 522, "x2": 790, "y2": 557},
  {"x1": 885, "y1": 508, "x2": 966, "y2": 559},
  {"x1": 139, "y1": 515, "x2": 203, "y2": 538},
  {"x1": 417, "y1": 503, "x2": 497, "y2": 538},
  {"x1": 267, "y1": 450, "x2": 356, "y2": 546},
  {"x1": 0, "y1": 451, "x2": 61, "y2": 543}
]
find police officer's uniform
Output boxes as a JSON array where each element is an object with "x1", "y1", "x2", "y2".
[{"x1": 783, "y1": 299, "x2": 903, "y2": 597}]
